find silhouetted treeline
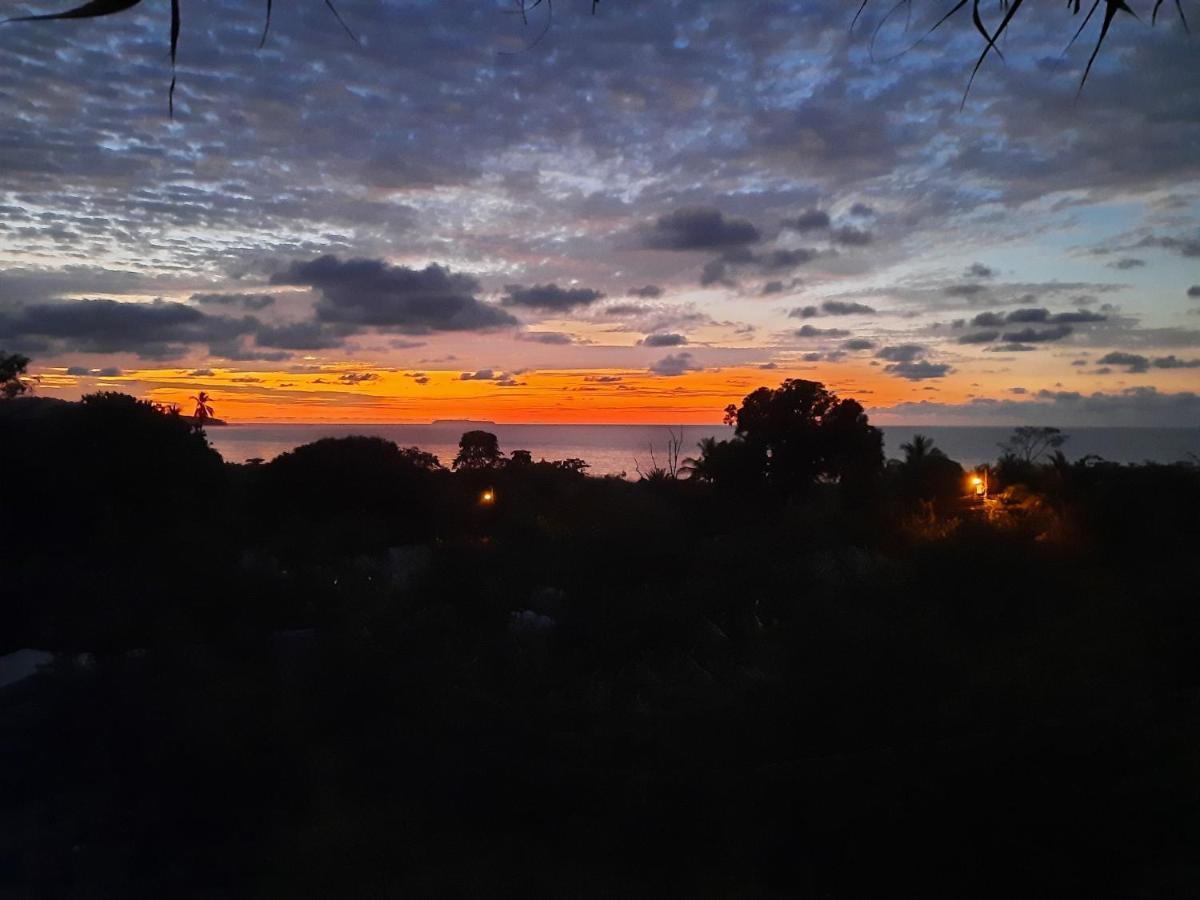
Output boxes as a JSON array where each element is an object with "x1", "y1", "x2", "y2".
[{"x1": 2, "y1": 384, "x2": 1199, "y2": 897}]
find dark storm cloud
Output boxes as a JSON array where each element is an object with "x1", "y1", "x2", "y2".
[
  {"x1": 0, "y1": 298, "x2": 255, "y2": 359},
  {"x1": 781, "y1": 210, "x2": 831, "y2": 232},
  {"x1": 641, "y1": 333, "x2": 688, "y2": 347},
  {"x1": 502, "y1": 283, "x2": 606, "y2": 311},
  {"x1": 271, "y1": 256, "x2": 516, "y2": 333},
  {"x1": 641, "y1": 208, "x2": 761, "y2": 251},
  {"x1": 192, "y1": 292, "x2": 277, "y2": 311}
]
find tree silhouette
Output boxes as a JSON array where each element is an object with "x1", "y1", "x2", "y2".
[
  {"x1": 0, "y1": 351, "x2": 30, "y2": 399},
  {"x1": 706, "y1": 378, "x2": 883, "y2": 494},
  {"x1": 190, "y1": 391, "x2": 214, "y2": 422},
  {"x1": 900, "y1": 433, "x2": 939, "y2": 466},
  {"x1": 1000, "y1": 426, "x2": 1068, "y2": 464},
  {"x1": 454, "y1": 430, "x2": 503, "y2": 471},
  {"x1": 896, "y1": 432, "x2": 963, "y2": 507}
]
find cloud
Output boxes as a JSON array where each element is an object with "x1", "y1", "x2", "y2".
[
  {"x1": 460, "y1": 369, "x2": 497, "y2": 381},
  {"x1": 502, "y1": 283, "x2": 605, "y2": 311},
  {"x1": 1097, "y1": 351, "x2": 1149, "y2": 373},
  {"x1": 848, "y1": 203, "x2": 876, "y2": 218},
  {"x1": 971, "y1": 308, "x2": 1104, "y2": 331},
  {"x1": 781, "y1": 209, "x2": 830, "y2": 232},
  {"x1": 876, "y1": 344, "x2": 926, "y2": 363},
  {"x1": 1001, "y1": 324, "x2": 1074, "y2": 343},
  {"x1": 516, "y1": 331, "x2": 575, "y2": 344},
  {"x1": 957, "y1": 330, "x2": 1001, "y2": 344},
  {"x1": 191, "y1": 292, "x2": 277, "y2": 311},
  {"x1": 761, "y1": 248, "x2": 819, "y2": 269},
  {"x1": 795, "y1": 324, "x2": 850, "y2": 338},
  {"x1": 831, "y1": 226, "x2": 872, "y2": 246},
  {"x1": 0, "y1": 298, "x2": 255, "y2": 359},
  {"x1": 627, "y1": 285, "x2": 663, "y2": 298},
  {"x1": 271, "y1": 255, "x2": 516, "y2": 333},
  {"x1": 254, "y1": 321, "x2": 349, "y2": 350},
  {"x1": 1189, "y1": 286, "x2": 1200, "y2": 298},
  {"x1": 1107, "y1": 258, "x2": 1145, "y2": 270},
  {"x1": 885, "y1": 360, "x2": 952, "y2": 380},
  {"x1": 65, "y1": 365, "x2": 121, "y2": 377},
  {"x1": 972, "y1": 312, "x2": 1006, "y2": 327},
  {"x1": 965, "y1": 262, "x2": 995, "y2": 278},
  {"x1": 843, "y1": 338, "x2": 875, "y2": 350},
  {"x1": 820, "y1": 300, "x2": 876, "y2": 316},
  {"x1": 988, "y1": 343, "x2": 1037, "y2": 352},
  {"x1": 641, "y1": 207, "x2": 760, "y2": 250},
  {"x1": 790, "y1": 300, "x2": 875, "y2": 318},
  {"x1": 1097, "y1": 351, "x2": 1200, "y2": 373},
  {"x1": 649, "y1": 352, "x2": 700, "y2": 376},
  {"x1": 641, "y1": 333, "x2": 688, "y2": 347},
  {"x1": 875, "y1": 389, "x2": 1200, "y2": 428},
  {"x1": 944, "y1": 283, "x2": 989, "y2": 297},
  {"x1": 1134, "y1": 235, "x2": 1200, "y2": 258}
]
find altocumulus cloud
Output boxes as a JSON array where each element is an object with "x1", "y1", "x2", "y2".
[{"x1": 271, "y1": 255, "x2": 516, "y2": 333}]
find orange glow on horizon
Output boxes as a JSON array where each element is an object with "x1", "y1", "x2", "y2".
[{"x1": 38, "y1": 362, "x2": 984, "y2": 424}]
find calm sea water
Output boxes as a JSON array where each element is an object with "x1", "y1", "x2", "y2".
[{"x1": 204, "y1": 423, "x2": 1200, "y2": 475}]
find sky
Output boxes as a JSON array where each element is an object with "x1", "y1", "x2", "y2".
[{"x1": 1, "y1": 0, "x2": 1198, "y2": 425}]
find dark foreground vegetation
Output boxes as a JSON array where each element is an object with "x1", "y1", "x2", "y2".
[{"x1": 2, "y1": 382, "x2": 1200, "y2": 897}]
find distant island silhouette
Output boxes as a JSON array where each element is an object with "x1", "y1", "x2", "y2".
[{"x1": 431, "y1": 418, "x2": 496, "y2": 427}]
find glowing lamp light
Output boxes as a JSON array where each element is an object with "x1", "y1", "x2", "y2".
[
  {"x1": 971, "y1": 475, "x2": 986, "y2": 496},
  {"x1": 480, "y1": 489, "x2": 495, "y2": 504}
]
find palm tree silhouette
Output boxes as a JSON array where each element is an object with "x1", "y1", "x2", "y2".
[
  {"x1": 190, "y1": 391, "x2": 214, "y2": 422},
  {"x1": 900, "y1": 434, "x2": 936, "y2": 466}
]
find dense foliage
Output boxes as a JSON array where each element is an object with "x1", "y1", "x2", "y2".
[{"x1": 1, "y1": 383, "x2": 1199, "y2": 896}]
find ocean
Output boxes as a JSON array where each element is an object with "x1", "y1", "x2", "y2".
[{"x1": 204, "y1": 423, "x2": 1200, "y2": 475}]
